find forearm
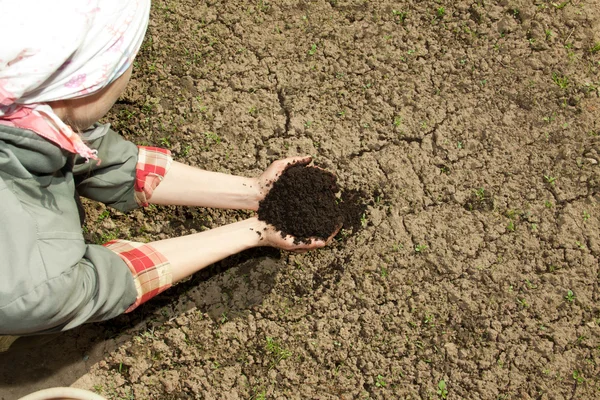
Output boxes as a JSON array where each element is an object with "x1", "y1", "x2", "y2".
[
  {"x1": 150, "y1": 217, "x2": 264, "y2": 283},
  {"x1": 150, "y1": 161, "x2": 261, "y2": 210}
]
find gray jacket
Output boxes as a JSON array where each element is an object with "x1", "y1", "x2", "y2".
[{"x1": 0, "y1": 124, "x2": 139, "y2": 335}]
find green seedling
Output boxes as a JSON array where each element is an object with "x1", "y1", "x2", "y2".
[
  {"x1": 590, "y1": 42, "x2": 600, "y2": 53},
  {"x1": 360, "y1": 213, "x2": 367, "y2": 227},
  {"x1": 552, "y1": 73, "x2": 569, "y2": 89},
  {"x1": 506, "y1": 220, "x2": 515, "y2": 232},
  {"x1": 544, "y1": 175, "x2": 556, "y2": 186},
  {"x1": 436, "y1": 7, "x2": 445, "y2": 18},
  {"x1": 392, "y1": 10, "x2": 407, "y2": 24},
  {"x1": 304, "y1": 120, "x2": 313, "y2": 129},
  {"x1": 204, "y1": 131, "x2": 221, "y2": 144},
  {"x1": 437, "y1": 380, "x2": 448, "y2": 399},
  {"x1": 415, "y1": 244, "x2": 427, "y2": 253},
  {"x1": 97, "y1": 209, "x2": 110, "y2": 222},
  {"x1": 375, "y1": 374, "x2": 387, "y2": 388},
  {"x1": 531, "y1": 223, "x2": 538, "y2": 232},
  {"x1": 380, "y1": 267, "x2": 389, "y2": 278},
  {"x1": 583, "y1": 211, "x2": 590, "y2": 221},
  {"x1": 393, "y1": 116, "x2": 403, "y2": 127},
  {"x1": 573, "y1": 370, "x2": 585, "y2": 384},
  {"x1": 548, "y1": 264, "x2": 560, "y2": 272},
  {"x1": 517, "y1": 298, "x2": 528, "y2": 308},
  {"x1": 308, "y1": 43, "x2": 317, "y2": 55},
  {"x1": 565, "y1": 290, "x2": 575, "y2": 303},
  {"x1": 181, "y1": 144, "x2": 192, "y2": 157},
  {"x1": 265, "y1": 337, "x2": 292, "y2": 369},
  {"x1": 474, "y1": 188, "x2": 486, "y2": 201},
  {"x1": 159, "y1": 137, "x2": 171, "y2": 147},
  {"x1": 544, "y1": 200, "x2": 553, "y2": 208},
  {"x1": 552, "y1": 1, "x2": 569, "y2": 9}
]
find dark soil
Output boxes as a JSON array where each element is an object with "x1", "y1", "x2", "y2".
[{"x1": 257, "y1": 164, "x2": 341, "y2": 242}]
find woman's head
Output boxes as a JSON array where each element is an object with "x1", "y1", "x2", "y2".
[{"x1": 0, "y1": 0, "x2": 150, "y2": 159}]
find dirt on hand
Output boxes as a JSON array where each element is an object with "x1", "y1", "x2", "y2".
[{"x1": 258, "y1": 164, "x2": 342, "y2": 243}]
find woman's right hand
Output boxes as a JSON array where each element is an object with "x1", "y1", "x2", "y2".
[{"x1": 253, "y1": 218, "x2": 340, "y2": 253}]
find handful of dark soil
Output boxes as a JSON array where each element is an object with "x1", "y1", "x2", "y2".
[{"x1": 257, "y1": 164, "x2": 343, "y2": 243}]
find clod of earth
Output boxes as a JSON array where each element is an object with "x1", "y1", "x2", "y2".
[{"x1": 257, "y1": 163, "x2": 363, "y2": 243}]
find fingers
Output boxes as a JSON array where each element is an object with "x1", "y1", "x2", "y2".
[
  {"x1": 325, "y1": 223, "x2": 343, "y2": 244},
  {"x1": 279, "y1": 155, "x2": 312, "y2": 169}
]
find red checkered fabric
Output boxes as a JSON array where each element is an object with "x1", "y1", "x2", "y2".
[
  {"x1": 134, "y1": 146, "x2": 173, "y2": 207},
  {"x1": 104, "y1": 240, "x2": 172, "y2": 312}
]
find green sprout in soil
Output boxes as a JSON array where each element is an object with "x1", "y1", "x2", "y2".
[
  {"x1": 437, "y1": 380, "x2": 448, "y2": 399},
  {"x1": 180, "y1": 144, "x2": 191, "y2": 157},
  {"x1": 265, "y1": 337, "x2": 292, "y2": 369},
  {"x1": 204, "y1": 131, "x2": 221, "y2": 145},
  {"x1": 159, "y1": 136, "x2": 171, "y2": 147},
  {"x1": 393, "y1": 115, "x2": 403, "y2": 127},
  {"x1": 414, "y1": 244, "x2": 427, "y2": 253},
  {"x1": 565, "y1": 290, "x2": 575, "y2": 303},
  {"x1": 552, "y1": 1, "x2": 569, "y2": 9},
  {"x1": 544, "y1": 175, "x2": 556, "y2": 186},
  {"x1": 583, "y1": 211, "x2": 590, "y2": 221},
  {"x1": 573, "y1": 370, "x2": 585, "y2": 384},
  {"x1": 544, "y1": 200, "x2": 553, "y2": 208},
  {"x1": 254, "y1": 392, "x2": 266, "y2": 400},
  {"x1": 380, "y1": 266, "x2": 389, "y2": 278},
  {"x1": 506, "y1": 220, "x2": 515, "y2": 232},
  {"x1": 308, "y1": 43, "x2": 317, "y2": 55},
  {"x1": 375, "y1": 374, "x2": 387, "y2": 388},
  {"x1": 517, "y1": 298, "x2": 528, "y2": 308},
  {"x1": 590, "y1": 42, "x2": 600, "y2": 53},
  {"x1": 552, "y1": 73, "x2": 569, "y2": 89},
  {"x1": 360, "y1": 213, "x2": 367, "y2": 227},
  {"x1": 474, "y1": 188, "x2": 486, "y2": 201},
  {"x1": 436, "y1": 7, "x2": 445, "y2": 18},
  {"x1": 392, "y1": 10, "x2": 407, "y2": 24}
]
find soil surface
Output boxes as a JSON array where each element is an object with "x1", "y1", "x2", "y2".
[
  {"x1": 2, "y1": 0, "x2": 600, "y2": 399},
  {"x1": 258, "y1": 164, "x2": 342, "y2": 242}
]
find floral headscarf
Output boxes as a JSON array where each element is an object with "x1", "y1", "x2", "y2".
[{"x1": 0, "y1": 0, "x2": 150, "y2": 160}]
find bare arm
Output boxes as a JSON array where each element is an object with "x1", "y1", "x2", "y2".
[
  {"x1": 149, "y1": 156, "x2": 311, "y2": 211},
  {"x1": 149, "y1": 161, "x2": 261, "y2": 210},
  {"x1": 150, "y1": 216, "x2": 330, "y2": 284}
]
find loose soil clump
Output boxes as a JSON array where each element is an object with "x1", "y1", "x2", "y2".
[{"x1": 257, "y1": 164, "x2": 341, "y2": 243}]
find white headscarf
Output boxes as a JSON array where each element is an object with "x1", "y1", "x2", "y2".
[{"x1": 0, "y1": 0, "x2": 150, "y2": 160}]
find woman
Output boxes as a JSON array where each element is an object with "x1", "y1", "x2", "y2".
[{"x1": 0, "y1": 0, "x2": 333, "y2": 347}]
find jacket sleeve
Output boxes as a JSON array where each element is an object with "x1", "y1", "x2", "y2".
[
  {"x1": 0, "y1": 125, "x2": 172, "y2": 336},
  {"x1": 72, "y1": 124, "x2": 172, "y2": 212},
  {"x1": 0, "y1": 175, "x2": 137, "y2": 335}
]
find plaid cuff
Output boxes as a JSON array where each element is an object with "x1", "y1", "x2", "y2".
[
  {"x1": 134, "y1": 146, "x2": 173, "y2": 207},
  {"x1": 104, "y1": 240, "x2": 172, "y2": 313}
]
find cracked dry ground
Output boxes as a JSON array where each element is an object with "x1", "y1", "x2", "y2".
[{"x1": 3, "y1": 0, "x2": 600, "y2": 399}]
